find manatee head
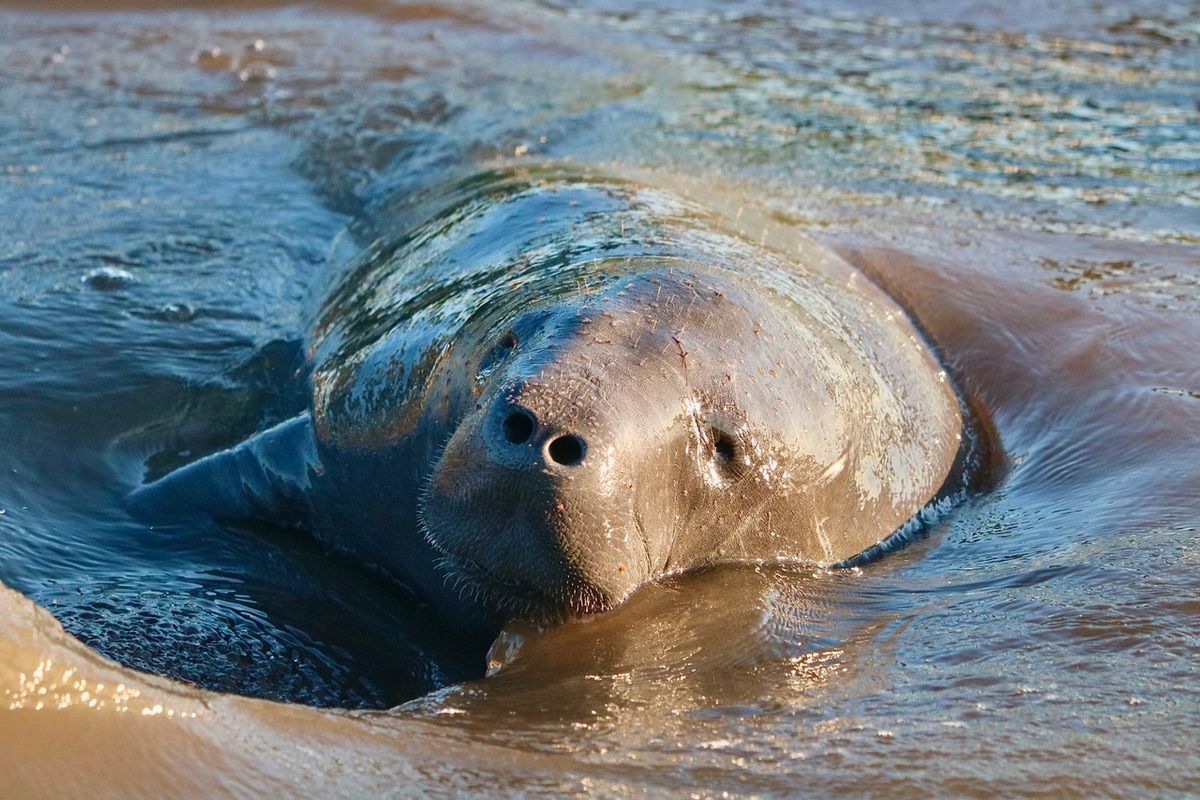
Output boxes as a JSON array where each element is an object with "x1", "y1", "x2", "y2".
[{"x1": 419, "y1": 268, "x2": 886, "y2": 620}]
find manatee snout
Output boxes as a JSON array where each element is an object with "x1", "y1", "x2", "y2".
[
  {"x1": 419, "y1": 271, "x2": 795, "y2": 620},
  {"x1": 422, "y1": 380, "x2": 651, "y2": 618}
]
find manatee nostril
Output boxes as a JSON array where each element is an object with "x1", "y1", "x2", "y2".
[
  {"x1": 712, "y1": 428, "x2": 738, "y2": 466},
  {"x1": 708, "y1": 426, "x2": 747, "y2": 482},
  {"x1": 548, "y1": 434, "x2": 586, "y2": 466},
  {"x1": 502, "y1": 410, "x2": 536, "y2": 444}
]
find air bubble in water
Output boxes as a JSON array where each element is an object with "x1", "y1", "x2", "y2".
[
  {"x1": 194, "y1": 47, "x2": 233, "y2": 71},
  {"x1": 82, "y1": 266, "x2": 136, "y2": 291},
  {"x1": 238, "y1": 62, "x2": 277, "y2": 83},
  {"x1": 159, "y1": 302, "x2": 196, "y2": 323},
  {"x1": 44, "y1": 45, "x2": 70, "y2": 66}
]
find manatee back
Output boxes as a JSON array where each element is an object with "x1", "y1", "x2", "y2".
[{"x1": 306, "y1": 166, "x2": 745, "y2": 449}]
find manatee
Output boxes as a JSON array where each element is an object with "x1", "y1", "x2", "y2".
[{"x1": 129, "y1": 164, "x2": 964, "y2": 630}]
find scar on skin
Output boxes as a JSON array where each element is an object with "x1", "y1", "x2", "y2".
[{"x1": 671, "y1": 332, "x2": 688, "y2": 383}]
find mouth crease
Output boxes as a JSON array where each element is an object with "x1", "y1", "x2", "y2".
[
  {"x1": 631, "y1": 500, "x2": 656, "y2": 576},
  {"x1": 443, "y1": 551, "x2": 556, "y2": 603}
]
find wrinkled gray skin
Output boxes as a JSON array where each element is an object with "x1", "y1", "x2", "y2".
[{"x1": 129, "y1": 164, "x2": 963, "y2": 632}]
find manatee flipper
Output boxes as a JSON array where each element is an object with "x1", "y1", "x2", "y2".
[{"x1": 126, "y1": 414, "x2": 322, "y2": 527}]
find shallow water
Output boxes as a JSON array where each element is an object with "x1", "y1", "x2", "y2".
[{"x1": 1, "y1": 0, "x2": 1197, "y2": 796}]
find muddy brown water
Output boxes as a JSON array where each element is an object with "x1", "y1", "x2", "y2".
[{"x1": 1, "y1": 0, "x2": 1197, "y2": 797}]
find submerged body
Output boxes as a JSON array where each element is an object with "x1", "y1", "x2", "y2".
[{"x1": 130, "y1": 164, "x2": 963, "y2": 628}]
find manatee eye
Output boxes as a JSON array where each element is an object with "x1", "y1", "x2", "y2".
[
  {"x1": 707, "y1": 425, "x2": 748, "y2": 483},
  {"x1": 477, "y1": 331, "x2": 518, "y2": 380}
]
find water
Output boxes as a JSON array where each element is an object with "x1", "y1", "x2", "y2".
[{"x1": 1, "y1": 0, "x2": 1197, "y2": 796}]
